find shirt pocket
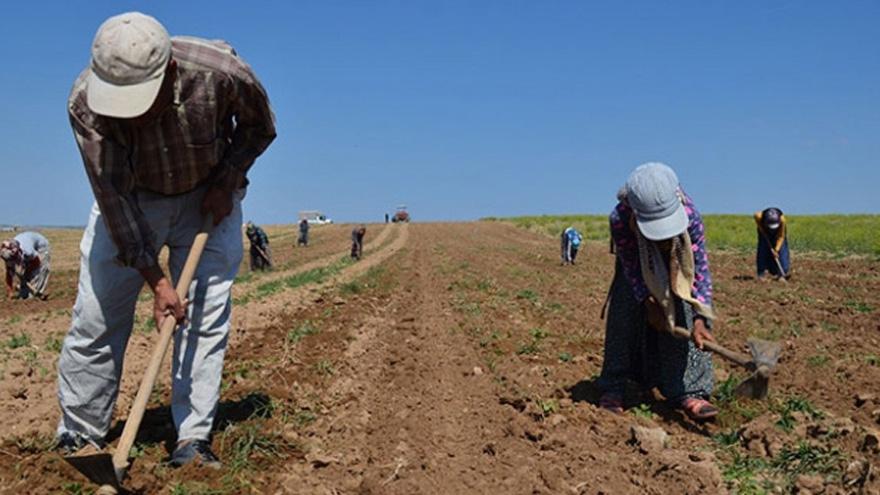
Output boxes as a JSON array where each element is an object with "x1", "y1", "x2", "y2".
[
  {"x1": 178, "y1": 102, "x2": 223, "y2": 174},
  {"x1": 178, "y1": 100, "x2": 220, "y2": 146}
]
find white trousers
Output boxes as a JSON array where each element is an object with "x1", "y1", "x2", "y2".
[{"x1": 57, "y1": 187, "x2": 243, "y2": 442}]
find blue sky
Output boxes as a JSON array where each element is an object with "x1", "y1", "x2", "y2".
[{"x1": 0, "y1": 1, "x2": 877, "y2": 225}]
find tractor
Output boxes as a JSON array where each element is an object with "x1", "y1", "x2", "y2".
[{"x1": 392, "y1": 205, "x2": 410, "y2": 223}]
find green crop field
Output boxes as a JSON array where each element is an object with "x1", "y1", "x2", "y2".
[{"x1": 484, "y1": 214, "x2": 880, "y2": 257}]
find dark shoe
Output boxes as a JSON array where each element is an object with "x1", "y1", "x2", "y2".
[
  {"x1": 170, "y1": 439, "x2": 222, "y2": 469},
  {"x1": 56, "y1": 432, "x2": 104, "y2": 455},
  {"x1": 599, "y1": 392, "x2": 625, "y2": 414}
]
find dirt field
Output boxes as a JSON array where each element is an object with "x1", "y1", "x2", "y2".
[{"x1": 1, "y1": 222, "x2": 878, "y2": 494}]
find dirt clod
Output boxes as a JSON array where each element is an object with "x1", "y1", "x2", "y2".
[
  {"x1": 795, "y1": 474, "x2": 826, "y2": 494},
  {"x1": 630, "y1": 425, "x2": 668, "y2": 454}
]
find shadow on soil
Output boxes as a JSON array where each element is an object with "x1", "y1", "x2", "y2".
[
  {"x1": 105, "y1": 392, "x2": 273, "y2": 456},
  {"x1": 566, "y1": 378, "x2": 712, "y2": 435}
]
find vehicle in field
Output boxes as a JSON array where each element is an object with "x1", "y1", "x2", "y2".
[
  {"x1": 392, "y1": 205, "x2": 410, "y2": 223},
  {"x1": 298, "y1": 210, "x2": 333, "y2": 225}
]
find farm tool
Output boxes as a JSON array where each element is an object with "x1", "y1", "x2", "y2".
[
  {"x1": 64, "y1": 215, "x2": 213, "y2": 493},
  {"x1": 669, "y1": 326, "x2": 781, "y2": 400}
]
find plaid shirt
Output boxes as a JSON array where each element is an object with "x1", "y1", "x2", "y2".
[{"x1": 69, "y1": 36, "x2": 276, "y2": 269}]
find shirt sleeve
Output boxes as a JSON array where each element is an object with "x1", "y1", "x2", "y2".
[
  {"x1": 69, "y1": 106, "x2": 158, "y2": 270},
  {"x1": 686, "y1": 201, "x2": 714, "y2": 309},
  {"x1": 775, "y1": 215, "x2": 787, "y2": 252},
  {"x1": 213, "y1": 56, "x2": 277, "y2": 191},
  {"x1": 610, "y1": 205, "x2": 649, "y2": 303}
]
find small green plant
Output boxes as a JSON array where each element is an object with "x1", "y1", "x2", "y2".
[
  {"x1": 866, "y1": 354, "x2": 880, "y2": 366},
  {"x1": 294, "y1": 409, "x2": 317, "y2": 427},
  {"x1": 516, "y1": 289, "x2": 538, "y2": 302},
  {"x1": 713, "y1": 429, "x2": 740, "y2": 447},
  {"x1": 844, "y1": 301, "x2": 873, "y2": 313},
  {"x1": 807, "y1": 354, "x2": 830, "y2": 368},
  {"x1": 339, "y1": 281, "x2": 361, "y2": 295},
  {"x1": 530, "y1": 328, "x2": 549, "y2": 340},
  {"x1": 630, "y1": 403, "x2": 656, "y2": 420},
  {"x1": 516, "y1": 341, "x2": 539, "y2": 355},
  {"x1": 537, "y1": 398, "x2": 559, "y2": 416},
  {"x1": 771, "y1": 441, "x2": 843, "y2": 478},
  {"x1": 286, "y1": 323, "x2": 319, "y2": 345},
  {"x1": 558, "y1": 351, "x2": 573, "y2": 363},
  {"x1": 314, "y1": 359, "x2": 335, "y2": 376},
  {"x1": 516, "y1": 328, "x2": 549, "y2": 356},
  {"x1": 6, "y1": 315, "x2": 22, "y2": 325},
  {"x1": 6, "y1": 332, "x2": 30, "y2": 349},
  {"x1": 775, "y1": 396, "x2": 823, "y2": 432},
  {"x1": 820, "y1": 321, "x2": 840, "y2": 333},
  {"x1": 61, "y1": 482, "x2": 92, "y2": 495},
  {"x1": 23, "y1": 349, "x2": 38, "y2": 367},
  {"x1": 44, "y1": 336, "x2": 63, "y2": 353}
]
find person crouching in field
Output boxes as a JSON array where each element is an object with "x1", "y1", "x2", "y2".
[
  {"x1": 298, "y1": 218, "x2": 309, "y2": 247},
  {"x1": 598, "y1": 163, "x2": 719, "y2": 421},
  {"x1": 755, "y1": 207, "x2": 790, "y2": 280},
  {"x1": 1, "y1": 232, "x2": 51, "y2": 300},
  {"x1": 351, "y1": 225, "x2": 366, "y2": 260},
  {"x1": 560, "y1": 227, "x2": 583, "y2": 265},
  {"x1": 246, "y1": 222, "x2": 272, "y2": 271}
]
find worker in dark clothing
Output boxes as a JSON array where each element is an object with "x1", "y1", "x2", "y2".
[
  {"x1": 246, "y1": 222, "x2": 272, "y2": 271},
  {"x1": 755, "y1": 207, "x2": 790, "y2": 280},
  {"x1": 351, "y1": 225, "x2": 366, "y2": 260},
  {"x1": 297, "y1": 218, "x2": 309, "y2": 247}
]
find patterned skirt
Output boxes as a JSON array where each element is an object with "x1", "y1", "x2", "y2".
[{"x1": 597, "y1": 258, "x2": 714, "y2": 402}]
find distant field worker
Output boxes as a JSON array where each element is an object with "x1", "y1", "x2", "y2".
[
  {"x1": 1, "y1": 231, "x2": 51, "y2": 300},
  {"x1": 351, "y1": 225, "x2": 366, "y2": 260},
  {"x1": 246, "y1": 222, "x2": 272, "y2": 271},
  {"x1": 598, "y1": 163, "x2": 719, "y2": 421},
  {"x1": 560, "y1": 227, "x2": 583, "y2": 265},
  {"x1": 297, "y1": 218, "x2": 309, "y2": 247},
  {"x1": 755, "y1": 207, "x2": 790, "y2": 279}
]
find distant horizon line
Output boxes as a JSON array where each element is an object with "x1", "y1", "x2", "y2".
[{"x1": 3, "y1": 212, "x2": 879, "y2": 230}]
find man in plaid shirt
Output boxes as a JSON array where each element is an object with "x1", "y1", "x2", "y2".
[{"x1": 57, "y1": 12, "x2": 275, "y2": 468}]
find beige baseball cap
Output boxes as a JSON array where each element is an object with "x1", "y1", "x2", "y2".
[{"x1": 87, "y1": 12, "x2": 171, "y2": 118}]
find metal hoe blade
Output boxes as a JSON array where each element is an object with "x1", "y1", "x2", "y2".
[
  {"x1": 734, "y1": 338, "x2": 782, "y2": 400},
  {"x1": 63, "y1": 445, "x2": 120, "y2": 489}
]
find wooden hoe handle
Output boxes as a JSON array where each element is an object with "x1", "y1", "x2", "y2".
[
  {"x1": 668, "y1": 325, "x2": 753, "y2": 369},
  {"x1": 112, "y1": 215, "x2": 214, "y2": 476}
]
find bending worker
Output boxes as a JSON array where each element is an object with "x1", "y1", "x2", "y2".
[
  {"x1": 1, "y1": 231, "x2": 51, "y2": 300},
  {"x1": 246, "y1": 221, "x2": 272, "y2": 271},
  {"x1": 57, "y1": 12, "x2": 275, "y2": 468},
  {"x1": 351, "y1": 225, "x2": 366, "y2": 260},
  {"x1": 755, "y1": 207, "x2": 790, "y2": 280},
  {"x1": 560, "y1": 227, "x2": 583, "y2": 265},
  {"x1": 598, "y1": 163, "x2": 719, "y2": 421}
]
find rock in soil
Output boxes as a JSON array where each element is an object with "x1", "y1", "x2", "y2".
[
  {"x1": 861, "y1": 428, "x2": 880, "y2": 453},
  {"x1": 856, "y1": 393, "x2": 877, "y2": 408},
  {"x1": 630, "y1": 425, "x2": 668, "y2": 454}
]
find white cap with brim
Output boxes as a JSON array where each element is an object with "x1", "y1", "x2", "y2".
[
  {"x1": 635, "y1": 201, "x2": 689, "y2": 241},
  {"x1": 86, "y1": 12, "x2": 171, "y2": 118},
  {"x1": 626, "y1": 162, "x2": 690, "y2": 241},
  {"x1": 87, "y1": 69, "x2": 165, "y2": 118}
]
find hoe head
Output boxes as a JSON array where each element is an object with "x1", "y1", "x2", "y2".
[
  {"x1": 734, "y1": 338, "x2": 782, "y2": 400},
  {"x1": 63, "y1": 444, "x2": 124, "y2": 493}
]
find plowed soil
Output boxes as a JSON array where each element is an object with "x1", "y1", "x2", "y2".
[{"x1": 1, "y1": 222, "x2": 878, "y2": 494}]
